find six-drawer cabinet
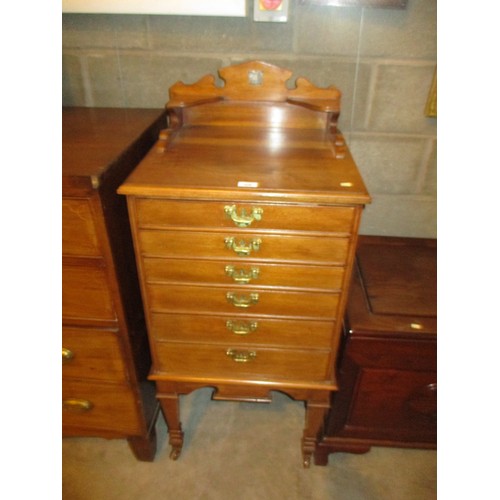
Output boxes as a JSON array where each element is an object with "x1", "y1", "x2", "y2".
[{"x1": 118, "y1": 61, "x2": 371, "y2": 467}]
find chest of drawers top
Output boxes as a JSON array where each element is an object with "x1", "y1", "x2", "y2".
[
  {"x1": 347, "y1": 235, "x2": 437, "y2": 337},
  {"x1": 118, "y1": 62, "x2": 370, "y2": 206},
  {"x1": 62, "y1": 107, "x2": 166, "y2": 195},
  {"x1": 119, "y1": 126, "x2": 369, "y2": 205}
]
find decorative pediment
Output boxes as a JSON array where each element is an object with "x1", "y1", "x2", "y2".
[{"x1": 168, "y1": 60, "x2": 341, "y2": 113}]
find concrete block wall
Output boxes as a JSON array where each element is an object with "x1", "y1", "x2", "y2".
[{"x1": 62, "y1": 0, "x2": 436, "y2": 238}]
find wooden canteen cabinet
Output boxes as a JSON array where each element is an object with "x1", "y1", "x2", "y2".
[
  {"x1": 315, "y1": 236, "x2": 437, "y2": 464},
  {"x1": 118, "y1": 61, "x2": 371, "y2": 467},
  {"x1": 62, "y1": 108, "x2": 166, "y2": 460}
]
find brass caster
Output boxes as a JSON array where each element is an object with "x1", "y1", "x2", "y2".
[
  {"x1": 303, "y1": 456, "x2": 311, "y2": 468},
  {"x1": 170, "y1": 448, "x2": 181, "y2": 461}
]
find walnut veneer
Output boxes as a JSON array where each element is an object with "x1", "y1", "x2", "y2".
[
  {"x1": 118, "y1": 61, "x2": 371, "y2": 467},
  {"x1": 62, "y1": 107, "x2": 166, "y2": 460}
]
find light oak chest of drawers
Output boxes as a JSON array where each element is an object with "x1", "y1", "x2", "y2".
[
  {"x1": 119, "y1": 62, "x2": 371, "y2": 466},
  {"x1": 62, "y1": 107, "x2": 165, "y2": 460}
]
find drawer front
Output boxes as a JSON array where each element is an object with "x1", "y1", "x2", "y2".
[
  {"x1": 143, "y1": 258, "x2": 344, "y2": 291},
  {"x1": 346, "y1": 368, "x2": 436, "y2": 440},
  {"x1": 349, "y1": 337, "x2": 437, "y2": 372},
  {"x1": 154, "y1": 342, "x2": 330, "y2": 382},
  {"x1": 62, "y1": 198, "x2": 101, "y2": 257},
  {"x1": 62, "y1": 327, "x2": 127, "y2": 382},
  {"x1": 135, "y1": 198, "x2": 355, "y2": 234},
  {"x1": 138, "y1": 230, "x2": 350, "y2": 266},
  {"x1": 147, "y1": 284, "x2": 340, "y2": 319},
  {"x1": 62, "y1": 264, "x2": 116, "y2": 322},
  {"x1": 62, "y1": 380, "x2": 142, "y2": 435},
  {"x1": 150, "y1": 312, "x2": 334, "y2": 349}
]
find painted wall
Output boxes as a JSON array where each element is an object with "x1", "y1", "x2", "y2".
[{"x1": 63, "y1": 0, "x2": 437, "y2": 238}]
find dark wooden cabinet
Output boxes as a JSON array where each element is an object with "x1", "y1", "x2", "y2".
[
  {"x1": 119, "y1": 61, "x2": 371, "y2": 467},
  {"x1": 62, "y1": 107, "x2": 166, "y2": 460},
  {"x1": 315, "y1": 236, "x2": 437, "y2": 465}
]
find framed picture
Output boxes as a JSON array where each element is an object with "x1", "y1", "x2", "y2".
[
  {"x1": 254, "y1": 0, "x2": 289, "y2": 22},
  {"x1": 425, "y1": 69, "x2": 437, "y2": 118},
  {"x1": 62, "y1": 0, "x2": 247, "y2": 16}
]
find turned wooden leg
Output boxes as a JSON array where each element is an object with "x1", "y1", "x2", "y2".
[
  {"x1": 301, "y1": 398, "x2": 329, "y2": 468},
  {"x1": 158, "y1": 394, "x2": 184, "y2": 460}
]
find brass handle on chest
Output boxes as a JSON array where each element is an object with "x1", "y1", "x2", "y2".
[
  {"x1": 62, "y1": 347, "x2": 74, "y2": 363},
  {"x1": 225, "y1": 265, "x2": 260, "y2": 283},
  {"x1": 224, "y1": 205, "x2": 263, "y2": 228},
  {"x1": 226, "y1": 292, "x2": 259, "y2": 308},
  {"x1": 224, "y1": 237, "x2": 261, "y2": 256},
  {"x1": 63, "y1": 399, "x2": 94, "y2": 413},
  {"x1": 226, "y1": 349, "x2": 257, "y2": 363},
  {"x1": 226, "y1": 320, "x2": 258, "y2": 335}
]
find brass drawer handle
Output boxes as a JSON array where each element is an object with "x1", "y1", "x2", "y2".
[
  {"x1": 225, "y1": 265, "x2": 260, "y2": 283},
  {"x1": 224, "y1": 205, "x2": 263, "y2": 228},
  {"x1": 226, "y1": 349, "x2": 257, "y2": 363},
  {"x1": 62, "y1": 347, "x2": 74, "y2": 363},
  {"x1": 63, "y1": 399, "x2": 94, "y2": 413},
  {"x1": 226, "y1": 292, "x2": 259, "y2": 308},
  {"x1": 224, "y1": 237, "x2": 261, "y2": 256},
  {"x1": 226, "y1": 320, "x2": 258, "y2": 335}
]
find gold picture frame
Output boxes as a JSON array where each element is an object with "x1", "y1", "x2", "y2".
[{"x1": 425, "y1": 69, "x2": 437, "y2": 117}]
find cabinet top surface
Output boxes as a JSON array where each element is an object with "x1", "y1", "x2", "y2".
[
  {"x1": 348, "y1": 236, "x2": 437, "y2": 336},
  {"x1": 119, "y1": 125, "x2": 370, "y2": 204},
  {"x1": 117, "y1": 62, "x2": 370, "y2": 205},
  {"x1": 62, "y1": 107, "x2": 165, "y2": 181}
]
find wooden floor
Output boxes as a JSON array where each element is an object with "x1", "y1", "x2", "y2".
[{"x1": 62, "y1": 388, "x2": 437, "y2": 500}]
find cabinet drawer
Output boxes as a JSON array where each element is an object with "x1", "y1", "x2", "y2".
[
  {"x1": 138, "y1": 230, "x2": 350, "y2": 266},
  {"x1": 154, "y1": 342, "x2": 331, "y2": 382},
  {"x1": 62, "y1": 199, "x2": 101, "y2": 257},
  {"x1": 135, "y1": 198, "x2": 355, "y2": 234},
  {"x1": 62, "y1": 327, "x2": 128, "y2": 382},
  {"x1": 62, "y1": 380, "x2": 142, "y2": 435},
  {"x1": 348, "y1": 337, "x2": 437, "y2": 372},
  {"x1": 143, "y1": 257, "x2": 344, "y2": 291},
  {"x1": 62, "y1": 264, "x2": 116, "y2": 322},
  {"x1": 346, "y1": 368, "x2": 436, "y2": 440},
  {"x1": 147, "y1": 284, "x2": 340, "y2": 319},
  {"x1": 150, "y1": 312, "x2": 334, "y2": 349}
]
